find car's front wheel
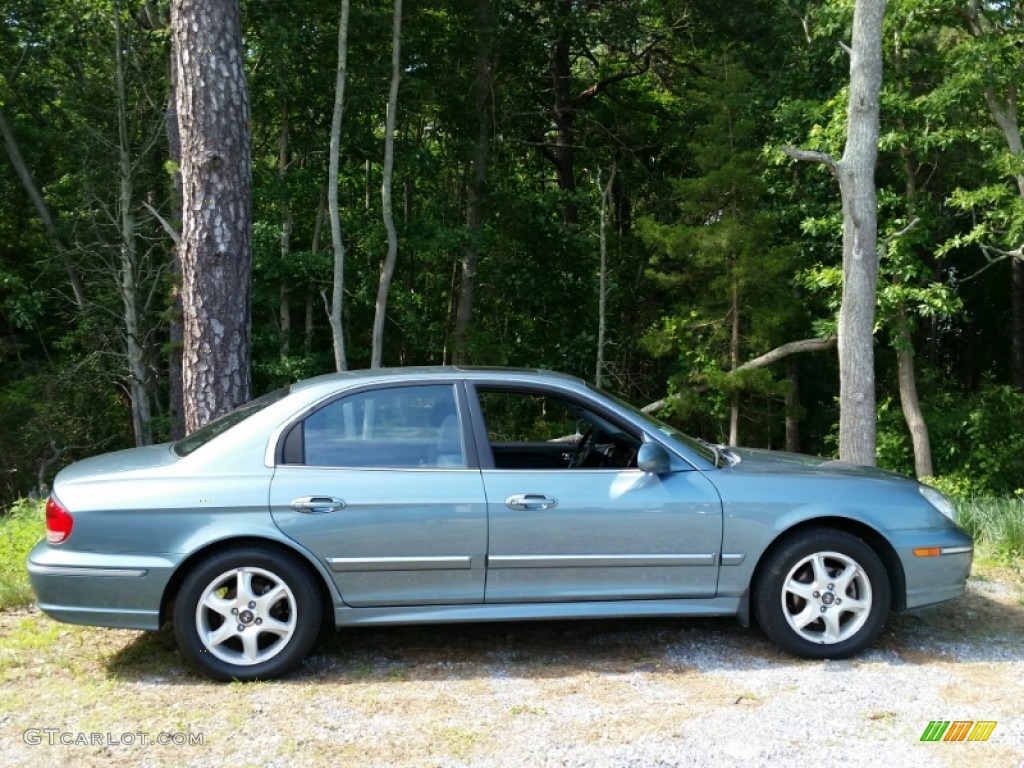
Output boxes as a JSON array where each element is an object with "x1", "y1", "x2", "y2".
[
  {"x1": 173, "y1": 547, "x2": 322, "y2": 681},
  {"x1": 753, "y1": 528, "x2": 890, "y2": 659}
]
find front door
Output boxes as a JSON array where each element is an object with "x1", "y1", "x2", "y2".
[{"x1": 470, "y1": 386, "x2": 723, "y2": 602}]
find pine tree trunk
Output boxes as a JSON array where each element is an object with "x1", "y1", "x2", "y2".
[{"x1": 172, "y1": 0, "x2": 253, "y2": 432}]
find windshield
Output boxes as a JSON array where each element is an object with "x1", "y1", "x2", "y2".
[
  {"x1": 588, "y1": 384, "x2": 720, "y2": 466},
  {"x1": 173, "y1": 386, "x2": 291, "y2": 457}
]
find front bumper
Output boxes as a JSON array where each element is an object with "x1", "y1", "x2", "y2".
[{"x1": 892, "y1": 528, "x2": 973, "y2": 610}]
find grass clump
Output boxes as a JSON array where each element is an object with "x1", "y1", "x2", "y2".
[
  {"x1": 0, "y1": 499, "x2": 43, "y2": 609},
  {"x1": 957, "y1": 497, "x2": 1024, "y2": 560}
]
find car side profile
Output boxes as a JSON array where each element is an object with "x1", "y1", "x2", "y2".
[{"x1": 28, "y1": 367, "x2": 973, "y2": 681}]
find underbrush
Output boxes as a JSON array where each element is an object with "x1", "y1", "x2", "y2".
[
  {"x1": 0, "y1": 499, "x2": 43, "y2": 610},
  {"x1": 957, "y1": 497, "x2": 1024, "y2": 561}
]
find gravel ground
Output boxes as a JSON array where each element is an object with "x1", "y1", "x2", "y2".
[{"x1": 1, "y1": 566, "x2": 1022, "y2": 768}]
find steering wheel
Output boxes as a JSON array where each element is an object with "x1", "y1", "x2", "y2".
[{"x1": 569, "y1": 427, "x2": 597, "y2": 469}]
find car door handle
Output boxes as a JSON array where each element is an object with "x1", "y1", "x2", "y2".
[
  {"x1": 290, "y1": 496, "x2": 346, "y2": 514},
  {"x1": 505, "y1": 494, "x2": 558, "y2": 511}
]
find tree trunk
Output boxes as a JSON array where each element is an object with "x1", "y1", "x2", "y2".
[
  {"x1": 172, "y1": 0, "x2": 253, "y2": 432},
  {"x1": 549, "y1": 0, "x2": 577, "y2": 226},
  {"x1": 596, "y1": 165, "x2": 615, "y2": 387},
  {"x1": 165, "y1": 48, "x2": 186, "y2": 441},
  {"x1": 786, "y1": 0, "x2": 885, "y2": 465},
  {"x1": 895, "y1": 308, "x2": 933, "y2": 477},
  {"x1": 370, "y1": 0, "x2": 403, "y2": 369},
  {"x1": 114, "y1": 9, "x2": 152, "y2": 447},
  {"x1": 328, "y1": 0, "x2": 351, "y2": 372},
  {"x1": 278, "y1": 92, "x2": 292, "y2": 361},
  {"x1": 728, "y1": 261, "x2": 741, "y2": 446},
  {"x1": 453, "y1": 0, "x2": 494, "y2": 365},
  {"x1": 835, "y1": 0, "x2": 885, "y2": 465},
  {"x1": 785, "y1": 359, "x2": 801, "y2": 453}
]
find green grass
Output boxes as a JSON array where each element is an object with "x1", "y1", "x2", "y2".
[
  {"x1": 0, "y1": 499, "x2": 44, "y2": 609},
  {"x1": 957, "y1": 497, "x2": 1024, "y2": 560}
]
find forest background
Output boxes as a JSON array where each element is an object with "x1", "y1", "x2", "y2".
[{"x1": 2, "y1": 0, "x2": 1024, "y2": 506}]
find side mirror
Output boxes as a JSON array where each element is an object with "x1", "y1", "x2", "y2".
[{"x1": 637, "y1": 442, "x2": 671, "y2": 474}]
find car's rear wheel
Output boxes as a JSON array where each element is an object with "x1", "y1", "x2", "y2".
[
  {"x1": 173, "y1": 547, "x2": 322, "y2": 681},
  {"x1": 753, "y1": 528, "x2": 890, "y2": 659}
]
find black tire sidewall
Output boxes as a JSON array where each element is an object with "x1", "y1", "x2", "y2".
[
  {"x1": 753, "y1": 529, "x2": 891, "y2": 660},
  {"x1": 173, "y1": 547, "x2": 322, "y2": 681}
]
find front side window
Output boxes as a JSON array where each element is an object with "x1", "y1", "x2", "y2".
[
  {"x1": 302, "y1": 384, "x2": 464, "y2": 468},
  {"x1": 476, "y1": 388, "x2": 639, "y2": 470}
]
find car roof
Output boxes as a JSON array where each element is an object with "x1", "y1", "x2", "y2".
[{"x1": 290, "y1": 366, "x2": 587, "y2": 394}]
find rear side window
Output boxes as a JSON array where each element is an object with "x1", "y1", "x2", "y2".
[
  {"x1": 301, "y1": 384, "x2": 464, "y2": 468},
  {"x1": 174, "y1": 386, "x2": 291, "y2": 457}
]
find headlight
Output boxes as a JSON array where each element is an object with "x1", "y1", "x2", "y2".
[{"x1": 919, "y1": 485, "x2": 957, "y2": 523}]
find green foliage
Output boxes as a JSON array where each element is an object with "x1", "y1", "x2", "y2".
[
  {"x1": 0, "y1": 499, "x2": 43, "y2": 609},
  {"x1": 956, "y1": 498, "x2": 1024, "y2": 561}
]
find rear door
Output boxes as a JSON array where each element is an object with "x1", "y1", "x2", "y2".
[{"x1": 269, "y1": 382, "x2": 488, "y2": 607}]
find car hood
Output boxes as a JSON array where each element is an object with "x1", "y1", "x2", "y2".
[
  {"x1": 54, "y1": 444, "x2": 179, "y2": 487},
  {"x1": 722, "y1": 446, "x2": 913, "y2": 482}
]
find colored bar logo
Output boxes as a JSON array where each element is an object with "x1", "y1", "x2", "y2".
[{"x1": 920, "y1": 721, "x2": 997, "y2": 742}]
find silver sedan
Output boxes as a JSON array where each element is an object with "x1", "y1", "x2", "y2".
[{"x1": 28, "y1": 367, "x2": 973, "y2": 681}]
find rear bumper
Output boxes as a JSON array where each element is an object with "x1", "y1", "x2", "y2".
[{"x1": 26, "y1": 542, "x2": 178, "y2": 631}]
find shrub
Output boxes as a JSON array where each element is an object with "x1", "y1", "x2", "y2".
[{"x1": 0, "y1": 499, "x2": 44, "y2": 609}]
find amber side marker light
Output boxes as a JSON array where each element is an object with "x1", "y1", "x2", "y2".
[{"x1": 913, "y1": 547, "x2": 941, "y2": 557}]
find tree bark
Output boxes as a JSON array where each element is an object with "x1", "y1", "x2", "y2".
[
  {"x1": 596, "y1": 165, "x2": 615, "y2": 386},
  {"x1": 784, "y1": 0, "x2": 885, "y2": 466},
  {"x1": 172, "y1": 0, "x2": 253, "y2": 432},
  {"x1": 549, "y1": 1, "x2": 577, "y2": 226},
  {"x1": 328, "y1": 0, "x2": 351, "y2": 372},
  {"x1": 114, "y1": 9, "x2": 153, "y2": 446},
  {"x1": 896, "y1": 308, "x2": 933, "y2": 477},
  {"x1": 165, "y1": 45, "x2": 186, "y2": 441},
  {"x1": 371, "y1": 0, "x2": 403, "y2": 369},
  {"x1": 453, "y1": 0, "x2": 494, "y2": 365},
  {"x1": 835, "y1": 0, "x2": 885, "y2": 466},
  {"x1": 278, "y1": 91, "x2": 292, "y2": 361},
  {"x1": 785, "y1": 359, "x2": 801, "y2": 453}
]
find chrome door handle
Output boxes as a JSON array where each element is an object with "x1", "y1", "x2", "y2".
[
  {"x1": 505, "y1": 494, "x2": 558, "y2": 511},
  {"x1": 290, "y1": 496, "x2": 346, "y2": 513}
]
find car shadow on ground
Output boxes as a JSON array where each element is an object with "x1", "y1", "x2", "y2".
[{"x1": 104, "y1": 580, "x2": 1024, "y2": 684}]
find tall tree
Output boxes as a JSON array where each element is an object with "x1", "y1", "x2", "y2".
[
  {"x1": 785, "y1": 0, "x2": 887, "y2": 465},
  {"x1": 327, "y1": 0, "x2": 351, "y2": 372},
  {"x1": 452, "y1": 0, "x2": 494, "y2": 364},
  {"x1": 171, "y1": 0, "x2": 253, "y2": 431},
  {"x1": 371, "y1": 0, "x2": 403, "y2": 369}
]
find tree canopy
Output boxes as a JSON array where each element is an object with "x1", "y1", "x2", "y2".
[{"x1": 2, "y1": 0, "x2": 1023, "y2": 503}]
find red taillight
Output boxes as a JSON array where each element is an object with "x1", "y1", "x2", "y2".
[{"x1": 46, "y1": 496, "x2": 74, "y2": 544}]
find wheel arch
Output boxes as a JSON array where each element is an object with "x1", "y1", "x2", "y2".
[
  {"x1": 159, "y1": 536, "x2": 337, "y2": 627},
  {"x1": 750, "y1": 517, "x2": 907, "y2": 612}
]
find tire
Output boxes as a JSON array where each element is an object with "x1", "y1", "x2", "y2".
[
  {"x1": 173, "y1": 547, "x2": 322, "y2": 681},
  {"x1": 753, "y1": 528, "x2": 890, "y2": 660}
]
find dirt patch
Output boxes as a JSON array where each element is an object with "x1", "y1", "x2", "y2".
[{"x1": 1, "y1": 567, "x2": 1022, "y2": 768}]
